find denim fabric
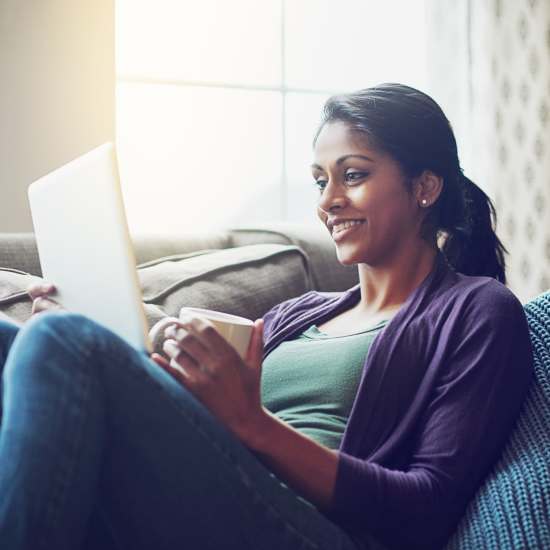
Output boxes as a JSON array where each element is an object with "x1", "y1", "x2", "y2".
[{"x1": 0, "y1": 312, "x2": 364, "y2": 550}]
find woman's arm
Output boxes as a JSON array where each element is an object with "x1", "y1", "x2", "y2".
[
  {"x1": 325, "y1": 285, "x2": 534, "y2": 549},
  {"x1": 152, "y1": 310, "x2": 341, "y2": 513},
  {"x1": 245, "y1": 407, "x2": 339, "y2": 512}
]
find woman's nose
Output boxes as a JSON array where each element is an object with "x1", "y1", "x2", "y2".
[{"x1": 317, "y1": 180, "x2": 347, "y2": 213}]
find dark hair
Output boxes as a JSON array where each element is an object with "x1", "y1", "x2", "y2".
[{"x1": 314, "y1": 82, "x2": 507, "y2": 283}]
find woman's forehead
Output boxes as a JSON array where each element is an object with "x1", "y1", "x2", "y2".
[{"x1": 313, "y1": 121, "x2": 380, "y2": 165}]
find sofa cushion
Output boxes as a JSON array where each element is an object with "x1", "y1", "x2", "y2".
[
  {"x1": 229, "y1": 222, "x2": 359, "y2": 292},
  {"x1": 137, "y1": 243, "x2": 313, "y2": 322},
  {"x1": 0, "y1": 267, "x2": 167, "y2": 328},
  {"x1": 445, "y1": 291, "x2": 550, "y2": 549},
  {"x1": 0, "y1": 235, "x2": 42, "y2": 276},
  {"x1": 0, "y1": 244, "x2": 313, "y2": 336}
]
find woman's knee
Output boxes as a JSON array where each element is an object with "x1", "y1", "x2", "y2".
[
  {"x1": 26, "y1": 310, "x2": 95, "y2": 336},
  {"x1": 20, "y1": 310, "x2": 102, "y2": 358}
]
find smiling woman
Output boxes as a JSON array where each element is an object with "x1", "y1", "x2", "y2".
[{"x1": 0, "y1": 83, "x2": 533, "y2": 550}]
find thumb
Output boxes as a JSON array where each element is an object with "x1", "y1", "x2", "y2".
[{"x1": 245, "y1": 318, "x2": 264, "y2": 368}]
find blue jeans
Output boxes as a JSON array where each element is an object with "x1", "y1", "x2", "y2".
[{"x1": 0, "y1": 311, "x2": 364, "y2": 550}]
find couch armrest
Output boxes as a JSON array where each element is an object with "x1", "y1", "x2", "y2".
[{"x1": 0, "y1": 233, "x2": 41, "y2": 276}]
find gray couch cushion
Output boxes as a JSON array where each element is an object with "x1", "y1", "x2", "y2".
[
  {"x1": 137, "y1": 243, "x2": 313, "y2": 323},
  {"x1": 0, "y1": 268, "x2": 42, "y2": 323},
  {"x1": 229, "y1": 222, "x2": 359, "y2": 292},
  {"x1": 0, "y1": 234, "x2": 42, "y2": 276},
  {"x1": 0, "y1": 244, "x2": 313, "y2": 335},
  {"x1": 131, "y1": 232, "x2": 232, "y2": 265}
]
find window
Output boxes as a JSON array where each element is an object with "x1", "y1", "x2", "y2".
[{"x1": 116, "y1": 0, "x2": 428, "y2": 234}]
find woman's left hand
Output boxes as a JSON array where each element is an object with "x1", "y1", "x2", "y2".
[{"x1": 150, "y1": 314, "x2": 266, "y2": 446}]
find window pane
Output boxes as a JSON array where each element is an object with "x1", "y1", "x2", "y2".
[
  {"x1": 116, "y1": 83, "x2": 283, "y2": 234},
  {"x1": 284, "y1": 92, "x2": 330, "y2": 224},
  {"x1": 285, "y1": 0, "x2": 428, "y2": 91},
  {"x1": 116, "y1": 0, "x2": 281, "y2": 87}
]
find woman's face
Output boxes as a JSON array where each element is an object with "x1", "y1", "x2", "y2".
[{"x1": 313, "y1": 121, "x2": 424, "y2": 267}]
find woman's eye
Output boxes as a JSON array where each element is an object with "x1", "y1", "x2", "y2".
[
  {"x1": 314, "y1": 179, "x2": 327, "y2": 191},
  {"x1": 345, "y1": 171, "x2": 368, "y2": 183}
]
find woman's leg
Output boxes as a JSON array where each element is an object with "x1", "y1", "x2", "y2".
[
  {"x1": 0, "y1": 311, "x2": 362, "y2": 550},
  {"x1": 0, "y1": 318, "x2": 21, "y2": 422}
]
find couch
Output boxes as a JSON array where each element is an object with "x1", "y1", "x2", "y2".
[{"x1": 0, "y1": 222, "x2": 548, "y2": 549}]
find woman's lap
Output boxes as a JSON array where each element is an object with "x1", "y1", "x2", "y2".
[{"x1": 0, "y1": 313, "x2": 362, "y2": 550}]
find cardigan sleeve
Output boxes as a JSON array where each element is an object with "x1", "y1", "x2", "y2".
[{"x1": 326, "y1": 284, "x2": 534, "y2": 550}]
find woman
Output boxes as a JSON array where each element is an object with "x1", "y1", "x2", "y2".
[{"x1": 0, "y1": 83, "x2": 533, "y2": 550}]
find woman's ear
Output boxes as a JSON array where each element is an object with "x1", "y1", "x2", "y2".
[{"x1": 414, "y1": 170, "x2": 443, "y2": 208}]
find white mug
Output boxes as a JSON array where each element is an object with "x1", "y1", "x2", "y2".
[{"x1": 179, "y1": 307, "x2": 254, "y2": 359}]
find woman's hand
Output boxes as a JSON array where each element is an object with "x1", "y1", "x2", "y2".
[
  {"x1": 150, "y1": 314, "x2": 267, "y2": 446},
  {"x1": 27, "y1": 282, "x2": 64, "y2": 316}
]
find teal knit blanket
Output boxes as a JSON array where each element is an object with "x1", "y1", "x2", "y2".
[{"x1": 445, "y1": 291, "x2": 550, "y2": 550}]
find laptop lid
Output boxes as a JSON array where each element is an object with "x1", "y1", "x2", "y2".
[{"x1": 28, "y1": 142, "x2": 152, "y2": 353}]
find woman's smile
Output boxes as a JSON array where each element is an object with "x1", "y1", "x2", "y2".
[{"x1": 331, "y1": 219, "x2": 366, "y2": 242}]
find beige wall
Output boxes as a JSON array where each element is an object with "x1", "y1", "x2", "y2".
[{"x1": 0, "y1": 0, "x2": 114, "y2": 232}]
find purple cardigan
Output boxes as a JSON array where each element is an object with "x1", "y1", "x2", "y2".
[{"x1": 261, "y1": 253, "x2": 533, "y2": 550}]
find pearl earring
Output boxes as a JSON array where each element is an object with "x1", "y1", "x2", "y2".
[{"x1": 421, "y1": 199, "x2": 428, "y2": 206}]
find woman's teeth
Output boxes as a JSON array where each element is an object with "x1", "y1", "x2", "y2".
[{"x1": 333, "y1": 219, "x2": 365, "y2": 234}]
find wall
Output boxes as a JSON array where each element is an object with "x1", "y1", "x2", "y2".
[
  {"x1": 426, "y1": 0, "x2": 550, "y2": 302},
  {"x1": 0, "y1": 0, "x2": 114, "y2": 232}
]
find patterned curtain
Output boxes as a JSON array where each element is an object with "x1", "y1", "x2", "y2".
[{"x1": 426, "y1": 0, "x2": 550, "y2": 303}]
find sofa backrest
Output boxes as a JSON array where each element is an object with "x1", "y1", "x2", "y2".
[{"x1": 0, "y1": 222, "x2": 359, "y2": 293}]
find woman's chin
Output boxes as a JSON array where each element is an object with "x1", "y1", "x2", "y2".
[{"x1": 335, "y1": 247, "x2": 364, "y2": 266}]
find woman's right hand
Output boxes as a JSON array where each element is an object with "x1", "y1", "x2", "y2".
[{"x1": 27, "y1": 282, "x2": 64, "y2": 316}]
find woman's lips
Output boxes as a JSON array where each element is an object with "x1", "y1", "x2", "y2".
[{"x1": 332, "y1": 221, "x2": 365, "y2": 242}]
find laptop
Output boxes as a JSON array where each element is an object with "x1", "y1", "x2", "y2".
[{"x1": 27, "y1": 142, "x2": 152, "y2": 353}]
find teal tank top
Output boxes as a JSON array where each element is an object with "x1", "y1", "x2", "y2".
[{"x1": 261, "y1": 320, "x2": 388, "y2": 449}]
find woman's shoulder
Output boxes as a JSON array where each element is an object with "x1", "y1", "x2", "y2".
[
  {"x1": 426, "y1": 272, "x2": 527, "y2": 335},
  {"x1": 443, "y1": 273, "x2": 523, "y2": 312}
]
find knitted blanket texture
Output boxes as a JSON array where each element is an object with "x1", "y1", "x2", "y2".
[{"x1": 446, "y1": 291, "x2": 550, "y2": 550}]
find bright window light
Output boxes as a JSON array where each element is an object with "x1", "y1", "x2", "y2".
[{"x1": 116, "y1": 0, "x2": 427, "y2": 235}]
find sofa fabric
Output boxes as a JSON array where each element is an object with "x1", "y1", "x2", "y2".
[
  {"x1": 0, "y1": 234, "x2": 41, "y2": 276},
  {"x1": 445, "y1": 290, "x2": 550, "y2": 550},
  {"x1": 137, "y1": 243, "x2": 313, "y2": 323},
  {"x1": 0, "y1": 244, "x2": 314, "y2": 333},
  {"x1": 0, "y1": 222, "x2": 359, "y2": 293},
  {"x1": 230, "y1": 223, "x2": 359, "y2": 292}
]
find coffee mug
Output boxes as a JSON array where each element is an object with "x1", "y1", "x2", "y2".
[{"x1": 179, "y1": 307, "x2": 254, "y2": 359}]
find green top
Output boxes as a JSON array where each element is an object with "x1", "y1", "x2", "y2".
[{"x1": 261, "y1": 319, "x2": 388, "y2": 449}]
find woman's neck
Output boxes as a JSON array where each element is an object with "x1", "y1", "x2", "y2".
[{"x1": 355, "y1": 243, "x2": 438, "y2": 315}]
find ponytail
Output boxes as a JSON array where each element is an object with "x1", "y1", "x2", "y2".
[{"x1": 440, "y1": 175, "x2": 507, "y2": 284}]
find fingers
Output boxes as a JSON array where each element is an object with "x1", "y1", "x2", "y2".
[
  {"x1": 152, "y1": 351, "x2": 194, "y2": 387},
  {"x1": 27, "y1": 282, "x2": 56, "y2": 299},
  {"x1": 150, "y1": 353, "x2": 170, "y2": 368},
  {"x1": 160, "y1": 339, "x2": 209, "y2": 388},
  {"x1": 164, "y1": 324, "x2": 210, "y2": 363},
  {"x1": 148, "y1": 316, "x2": 180, "y2": 345}
]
